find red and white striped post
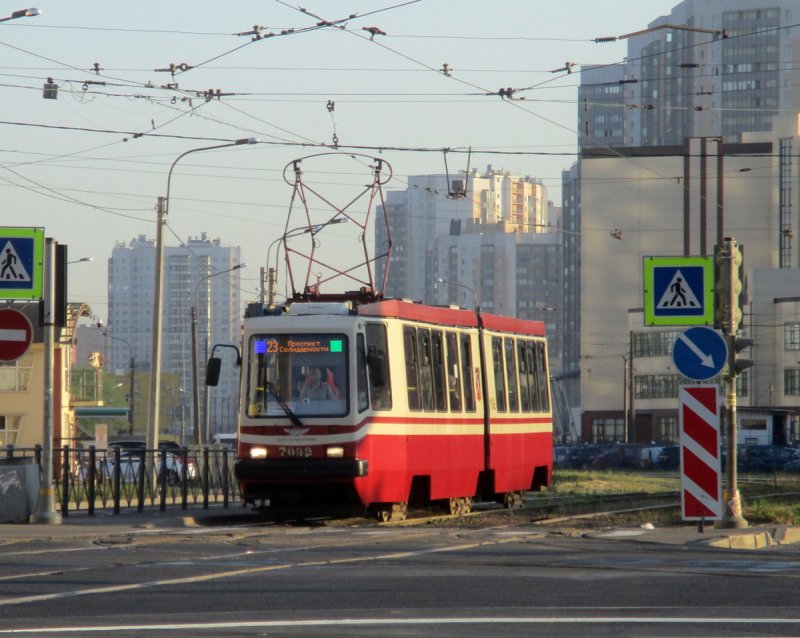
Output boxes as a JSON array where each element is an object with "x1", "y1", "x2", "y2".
[{"x1": 679, "y1": 384, "x2": 722, "y2": 521}]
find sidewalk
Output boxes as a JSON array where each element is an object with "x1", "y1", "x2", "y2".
[
  {"x1": 0, "y1": 504, "x2": 259, "y2": 540},
  {"x1": 584, "y1": 522, "x2": 800, "y2": 549},
  {"x1": 3, "y1": 507, "x2": 800, "y2": 550}
]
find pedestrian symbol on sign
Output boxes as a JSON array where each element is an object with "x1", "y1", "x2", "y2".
[
  {"x1": 0, "y1": 242, "x2": 31, "y2": 282},
  {"x1": 657, "y1": 269, "x2": 700, "y2": 310}
]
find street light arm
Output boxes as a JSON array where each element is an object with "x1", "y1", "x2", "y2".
[
  {"x1": 596, "y1": 23, "x2": 726, "y2": 43},
  {"x1": 436, "y1": 277, "x2": 478, "y2": 310},
  {"x1": 165, "y1": 138, "x2": 258, "y2": 215},
  {"x1": 0, "y1": 7, "x2": 41, "y2": 22},
  {"x1": 265, "y1": 218, "x2": 349, "y2": 305}
]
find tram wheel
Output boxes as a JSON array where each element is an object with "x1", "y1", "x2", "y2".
[
  {"x1": 503, "y1": 491, "x2": 525, "y2": 509},
  {"x1": 370, "y1": 502, "x2": 408, "y2": 522},
  {"x1": 448, "y1": 496, "x2": 473, "y2": 516}
]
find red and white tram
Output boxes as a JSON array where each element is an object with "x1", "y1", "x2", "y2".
[{"x1": 231, "y1": 296, "x2": 552, "y2": 521}]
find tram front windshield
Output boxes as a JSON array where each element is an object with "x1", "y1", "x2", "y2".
[{"x1": 246, "y1": 333, "x2": 348, "y2": 418}]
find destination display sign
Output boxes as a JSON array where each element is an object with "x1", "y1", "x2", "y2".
[{"x1": 253, "y1": 336, "x2": 344, "y2": 355}]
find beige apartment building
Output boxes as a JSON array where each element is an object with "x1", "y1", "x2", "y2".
[
  {"x1": 573, "y1": 114, "x2": 800, "y2": 445},
  {"x1": 0, "y1": 303, "x2": 99, "y2": 451}
]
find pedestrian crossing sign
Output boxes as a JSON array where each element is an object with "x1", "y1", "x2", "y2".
[
  {"x1": 643, "y1": 256, "x2": 714, "y2": 326},
  {"x1": 0, "y1": 227, "x2": 44, "y2": 299}
]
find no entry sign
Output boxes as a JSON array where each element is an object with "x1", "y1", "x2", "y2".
[
  {"x1": 679, "y1": 384, "x2": 722, "y2": 520},
  {"x1": 0, "y1": 308, "x2": 33, "y2": 362}
]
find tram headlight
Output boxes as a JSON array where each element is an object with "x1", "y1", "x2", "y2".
[
  {"x1": 326, "y1": 446, "x2": 344, "y2": 459},
  {"x1": 250, "y1": 446, "x2": 268, "y2": 459}
]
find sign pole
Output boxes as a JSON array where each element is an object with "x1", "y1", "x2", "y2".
[
  {"x1": 719, "y1": 237, "x2": 747, "y2": 528},
  {"x1": 29, "y1": 237, "x2": 61, "y2": 525}
]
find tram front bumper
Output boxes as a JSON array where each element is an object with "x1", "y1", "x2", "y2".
[{"x1": 235, "y1": 458, "x2": 368, "y2": 481}]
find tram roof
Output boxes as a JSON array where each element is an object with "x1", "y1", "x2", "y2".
[{"x1": 357, "y1": 299, "x2": 546, "y2": 337}]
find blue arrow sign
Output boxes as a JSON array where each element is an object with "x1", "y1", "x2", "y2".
[{"x1": 672, "y1": 326, "x2": 728, "y2": 381}]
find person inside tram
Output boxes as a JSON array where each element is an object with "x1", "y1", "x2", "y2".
[
  {"x1": 294, "y1": 372, "x2": 308, "y2": 399},
  {"x1": 300, "y1": 367, "x2": 335, "y2": 402}
]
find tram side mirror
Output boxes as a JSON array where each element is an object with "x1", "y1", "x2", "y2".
[
  {"x1": 367, "y1": 345, "x2": 387, "y2": 387},
  {"x1": 205, "y1": 357, "x2": 222, "y2": 387}
]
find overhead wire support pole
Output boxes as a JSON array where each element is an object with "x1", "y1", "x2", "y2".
[
  {"x1": 30, "y1": 237, "x2": 61, "y2": 525},
  {"x1": 151, "y1": 137, "x2": 257, "y2": 455}
]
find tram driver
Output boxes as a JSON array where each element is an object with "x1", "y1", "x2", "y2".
[{"x1": 300, "y1": 367, "x2": 335, "y2": 402}]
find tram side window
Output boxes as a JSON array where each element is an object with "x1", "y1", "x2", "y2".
[
  {"x1": 460, "y1": 334, "x2": 475, "y2": 412},
  {"x1": 403, "y1": 327, "x2": 421, "y2": 411},
  {"x1": 417, "y1": 329, "x2": 435, "y2": 411},
  {"x1": 536, "y1": 341, "x2": 550, "y2": 412},
  {"x1": 431, "y1": 330, "x2": 447, "y2": 412},
  {"x1": 445, "y1": 331, "x2": 462, "y2": 412},
  {"x1": 356, "y1": 334, "x2": 369, "y2": 412},
  {"x1": 491, "y1": 337, "x2": 506, "y2": 412},
  {"x1": 504, "y1": 337, "x2": 519, "y2": 412},
  {"x1": 366, "y1": 323, "x2": 392, "y2": 410},
  {"x1": 517, "y1": 340, "x2": 530, "y2": 412},
  {"x1": 525, "y1": 341, "x2": 541, "y2": 412}
]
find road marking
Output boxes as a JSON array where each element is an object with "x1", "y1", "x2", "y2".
[
  {"x1": 0, "y1": 539, "x2": 503, "y2": 608},
  {"x1": 1, "y1": 616, "x2": 799, "y2": 634}
]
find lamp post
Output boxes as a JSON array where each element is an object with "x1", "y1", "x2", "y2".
[
  {"x1": 0, "y1": 7, "x2": 40, "y2": 22},
  {"x1": 67, "y1": 256, "x2": 93, "y2": 264},
  {"x1": 148, "y1": 137, "x2": 258, "y2": 454},
  {"x1": 436, "y1": 277, "x2": 478, "y2": 311},
  {"x1": 191, "y1": 262, "x2": 245, "y2": 446},
  {"x1": 265, "y1": 219, "x2": 348, "y2": 307},
  {"x1": 102, "y1": 331, "x2": 135, "y2": 435}
]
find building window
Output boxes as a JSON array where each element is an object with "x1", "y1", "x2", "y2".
[
  {"x1": 0, "y1": 415, "x2": 21, "y2": 446},
  {"x1": 0, "y1": 354, "x2": 33, "y2": 392},
  {"x1": 635, "y1": 374, "x2": 681, "y2": 399},
  {"x1": 656, "y1": 416, "x2": 678, "y2": 443},
  {"x1": 634, "y1": 331, "x2": 681, "y2": 358},
  {"x1": 785, "y1": 324, "x2": 800, "y2": 350},
  {"x1": 591, "y1": 417, "x2": 623, "y2": 442},
  {"x1": 784, "y1": 368, "x2": 800, "y2": 395}
]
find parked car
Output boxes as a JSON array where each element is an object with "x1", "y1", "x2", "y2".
[
  {"x1": 553, "y1": 446, "x2": 569, "y2": 468},
  {"x1": 564, "y1": 444, "x2": 613, "y2": 470},
  {"x1": 76, "y1": 448, "x2": 197, "y2": 484},
  {"x1": 655, "y1": 446, "x2": 680, "y2": 470},
  {"x1": 591, "y1": 444, "x2": 645, "y2": 470},
  {"x1": 738, "y1": 445, "x2": 800, "y2": 473}
]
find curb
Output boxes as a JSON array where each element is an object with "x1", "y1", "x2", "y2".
[{"x1": 697, "y1": 531, "x2": 775, "y2": 549}]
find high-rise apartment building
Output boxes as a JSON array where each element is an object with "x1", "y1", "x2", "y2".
[
  {"x1": 579, "y1": 0, "x2": 800, "y2": 149},
  {"x1": 376, "y1": 167, "x2": 563, "y2": 379},
  {"x1": 107, "y1": 233, "x2": 242, "y2": 439}
]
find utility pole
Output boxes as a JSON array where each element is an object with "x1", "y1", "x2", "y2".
[{"x1": 146, "y1": 197, "x2": 166, "y2": 456}]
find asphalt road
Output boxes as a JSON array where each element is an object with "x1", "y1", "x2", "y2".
[{"x1": 0, "y1": 511, "x2": 799, "y2": 637}]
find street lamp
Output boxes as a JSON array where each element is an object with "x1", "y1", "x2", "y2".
[
  {"x1": 0, "y1": 7, "x2": 41, "y2": 22},
  {"x1": 148, "y1": 137, "x2": 258, "y2": 454},
  {"x1": 68, "y1": 257, "x2": 93, "y2": 264},
  {"x1": 436, "y1": 277, "x2": 478, "y2": 311},
  {"x1": 102, "y1": 331, "x2": 135, "y2": 435},
  {"x1": 265, "y1": 218, "x2": 348, "y2": 307},
  {"x1": 191, "y1": 262, "x2": 246, "y2": 446}
]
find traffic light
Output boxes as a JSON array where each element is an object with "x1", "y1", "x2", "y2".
[
  {"x1": 726, "y1": 335, "x2": 753, "y2": 378},
  {"x1": 714, "y1": 239, "x2": 744, "y2": 332}
]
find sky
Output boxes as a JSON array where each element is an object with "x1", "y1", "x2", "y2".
[{"x1": 0, "y1": 0, "x2": 680, "y2": 319}]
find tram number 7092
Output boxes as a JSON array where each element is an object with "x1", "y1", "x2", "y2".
[{"x1": 279, "y1": 446, "x2": 313, "y2": 458}]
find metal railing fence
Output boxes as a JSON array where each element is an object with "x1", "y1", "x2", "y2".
[{"x1": 3, "y1": 444, "x2": 240, "y2": 516}]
